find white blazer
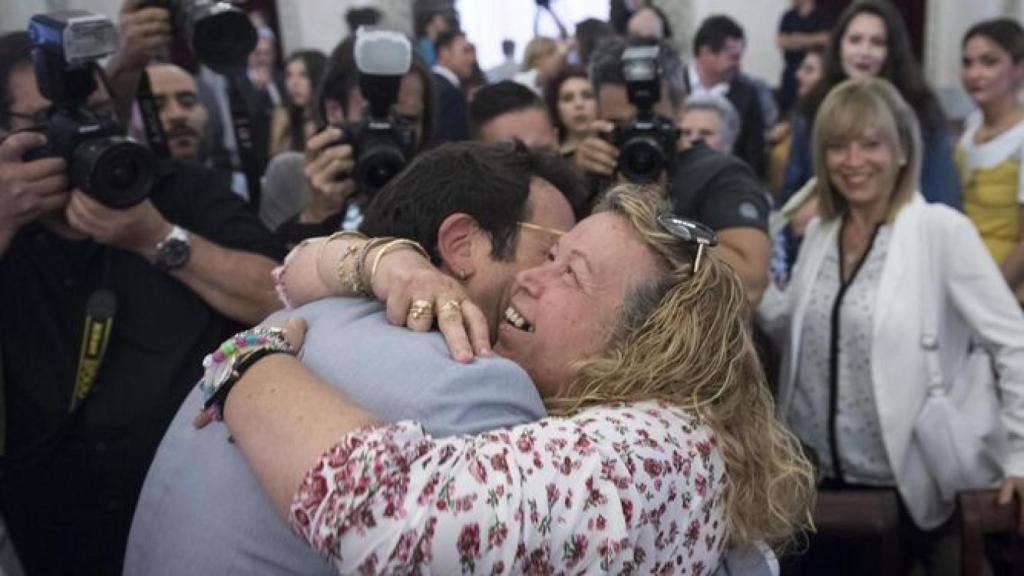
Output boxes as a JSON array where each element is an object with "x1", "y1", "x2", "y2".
[{"x1": 758, "y1": 194, "x2": 1024, "y2": 529}]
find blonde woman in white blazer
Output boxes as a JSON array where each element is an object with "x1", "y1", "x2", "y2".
[{"x1": 759, "y1": 78, "x2": 1024, "y2": 570}]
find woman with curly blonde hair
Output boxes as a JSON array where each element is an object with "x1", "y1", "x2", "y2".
[{"x1": 198, "y1": 184, "x2": 814, "y2": 573}]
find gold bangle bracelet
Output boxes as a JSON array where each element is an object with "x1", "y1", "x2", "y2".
[
  {"x1": 353, "y1": 237, "x2": 393, "y2": 296},
  {"x1": 315, "y1": 230, "x2": 368, "y2": 286},
  {"x1": 369, "y1": 239, "x2": 430, "y2": 287}
]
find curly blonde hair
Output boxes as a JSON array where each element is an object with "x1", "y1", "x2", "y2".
[{"x1": 546, "y1": 184, "x2": 815, "y2": 552}]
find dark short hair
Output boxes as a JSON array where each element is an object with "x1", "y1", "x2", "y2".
[
  {"x1": 435, "y1": 29, "x2": 465, "y2": 54},
  {"x1": 315, "y1": 36, "x2": 436, "y2": 148},
  {"x1": 964, "y1": 17, "x2": 1024, "y2": 63},
  {"x1": 588, "y1": 35, "x2": 686, "y2": 112},
  {"x1": 469, "y1": 81, "x2": 546, "y2": 136},
  {"x1": 360, "y1": 141, "x2": 583, "y2": 263},
  {"x1": 345, "y1": 7, "x2": 381, "y2": 33},
  {"x1": 574, "y1": 18, "x2": 615, "y2": 66},
  {"x1": 0, "y1": 31, "x2": 33, "y2": 131},
  {"x1": 693, "y1": 15, "x2": 745, "y2": 54}
]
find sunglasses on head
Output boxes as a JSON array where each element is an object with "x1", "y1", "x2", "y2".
[{"x1": 656, "y1": 213, "x2": 718, "y2": 273}]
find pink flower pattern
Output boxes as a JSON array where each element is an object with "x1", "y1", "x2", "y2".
[{"x1": 289, "y1": 401, "x2": 728, "y2": 574}]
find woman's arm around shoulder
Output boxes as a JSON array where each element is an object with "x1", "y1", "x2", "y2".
[{"x1": 288, "y1": 402, "x2": 730, "y2": 574}]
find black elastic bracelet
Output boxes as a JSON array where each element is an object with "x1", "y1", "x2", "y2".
[{"x1": 204, "y1": 348, "x2": 293, "y2": 418}]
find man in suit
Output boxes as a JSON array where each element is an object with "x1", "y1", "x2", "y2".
[
  {"x1": 431, "y1": 30, "x2": 476, "y2": 144},
  {"x1": 687, "y1": 15, "x2": 767, "y2": 178},
  {"x1": 124, "y1": 142, "x2": 582, "y2": 575}
]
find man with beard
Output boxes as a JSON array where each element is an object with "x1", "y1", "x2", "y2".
[{"x1": 145, "y1": 63, "x2": 211, "y2": 162}]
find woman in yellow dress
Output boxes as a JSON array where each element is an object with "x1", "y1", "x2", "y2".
[{"x1": 958, "y1": 18, "x2": 1024, "y2": 301}]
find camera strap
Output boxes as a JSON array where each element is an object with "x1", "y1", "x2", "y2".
[
  {"x1": 136, "y1": 69, "x2": 171, "y2": 159},
  {"x1": 69, "y1": 251, "x2": 117, "y2": 414},
  {"x1": 225, "y1": 71, "x2": 263, "y2": 211}
]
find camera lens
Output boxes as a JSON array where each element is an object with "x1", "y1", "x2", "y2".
[
  {"x1": 358, "y1": 146, "x2": 406, "y2": 191},
  {"x1": 186, "y1": 2, "x2": 257, "y2": 73},
  {"x1": 619, "y1": 137, "x2": 666, "y2": 184},
  {"x1": 73, "y1": 136, "x2": 156, "y2": 208}
]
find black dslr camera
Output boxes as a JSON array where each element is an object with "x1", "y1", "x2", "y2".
[
  {"x1": 141, "y1": 0, "x2": 256, "y2": 73},
  {"x1": 610, "y1": 45, "x2": 679, "y2": 183},
  {"x1": 336, "y1": 28, "x2": 417, "y2": 193},
  {"x1": 24, "y1": 11, "x2": 156, "y2": 208}
]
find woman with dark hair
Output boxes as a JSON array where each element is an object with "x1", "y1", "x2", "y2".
[
  {"x1": 957, "y1": 18, "x2": 1024, "y2": 303},
  {"x1": 544, "y1": 66, "x2": 596, "y2": 161},
  {"x1": 781, "y1": 0, "x2": 960, "y2": 210},
  {"x1": 270, "y1": 50, "x2": 327, "y2": 157}
]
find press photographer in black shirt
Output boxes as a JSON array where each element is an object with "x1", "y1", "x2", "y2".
[
  {"x1": 574, "y1": 36, "x2": 771, "y2": 304},
  {"x1": 0, "y1": 9, "x2": 283, "y2": 573}
]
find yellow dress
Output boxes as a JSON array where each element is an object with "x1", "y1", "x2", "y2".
[{"x1": 956, "y1": 111, "x2": 1024, "y2": 301}]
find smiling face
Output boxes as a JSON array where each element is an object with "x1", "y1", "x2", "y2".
[
  {"x1": 494, "y1": 212, "x2": 661, "y2": 399},
  {"x1": 556, "y1": 77, "x2": 597, "y2": 141},
  {"x1": 840, "y1": 13, "x2": 888, "y2": 80},
  {"x1": 470, "y1": 177, "x2": 576, "y2": 342},
  {"x1": 962, "y1": 34, "x2": 1024, "y2": 109},
  {"x1": 824, "y1": 124, "x2": 901, "y2": 214}
]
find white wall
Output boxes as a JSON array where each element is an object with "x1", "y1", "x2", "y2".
[
  {"x1": 276, "y1": 0, "x2": 413, "y2": 57},
  {"x1": 456, "y1": 0, "x2": 608, "y2": 70}
]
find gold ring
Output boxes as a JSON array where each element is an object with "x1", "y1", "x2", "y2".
[
  {"x1": 408, "y1": 299, "x2": 434, "y2": 321},
  {"x1": 438, "y1": 299, "x2": 462, "y2": 316}
]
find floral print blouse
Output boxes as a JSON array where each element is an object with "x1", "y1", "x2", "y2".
[{"x1": 289, "y1": 401, "x2": 729, "y2": 575}]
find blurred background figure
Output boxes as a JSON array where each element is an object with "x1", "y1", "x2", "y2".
[
  {"x1": 486, "y1": 39, "x2": 518, "y2": 83},
  {"x1": 415, "y1": 9, "x2": 450, "y2": 68},
  {"x1": 573, "y1": 17, "x2": 615, "y2": 68},
  {"x1": 957, "y1": 18, "x2": 1024, "y2": 303},
  {"x1": 344, "y1": 5, "x2": 381, "y2": 35},
  {"x1": 270, "y1": 50, "x2": 327, "y2": 157},
  {"x1": 513, "y1": 36, "x2": 564, "y2": 95},
  {"x1": 470, "y1": 80, "x2": 556, "y2": 150},
  {"x1": 677, "y1": 93, "x2": 741, "y2": 154},
  {"x1": 768, "y1": 46, "x2": 824, "y2": 198},
  {"x1": 544, "y1": 65, "x2": 596, "y2": 161},
  {"x1": 432, "y1": 29, "x2": 476, "y2": 144},
  {"x1": 776, "y1": 0, "x2": 833, "y2": 115},
  {"x1": 626, "y1": 4, "x2": 672, "y2": 40},
  {"x1": 687, "y1": 15, "x2": 767, "y2": 177}
]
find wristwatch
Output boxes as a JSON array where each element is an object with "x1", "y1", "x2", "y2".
[{"x1": 155, "y1": 225, "x2": 191, "y2": 271}]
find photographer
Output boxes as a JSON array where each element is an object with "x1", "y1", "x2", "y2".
[
  {"x1": 0, "y1": 22, "x2": 282, "y2": 574},
  {"x1": 262, "y1": 32, "x2": 435, "y2": 247},
  {"x1": 575, "y1": 37, "x2": 770, "y2": 304}
]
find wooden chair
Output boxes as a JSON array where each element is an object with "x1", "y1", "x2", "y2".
[
  {"x1": 811, "y1": 490, "x2": 902, "y2": 576},
  {"x1": 958, "y1": 489, "x2": 1023, "y2": 576}
]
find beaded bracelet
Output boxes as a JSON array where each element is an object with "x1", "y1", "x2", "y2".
[
  {"x1": 199, "y1": 327, "x2": 293, "y2": 418},
  {"x1": 201, "y1": 347, "x2": 294, "y2": 421},
  {"x1": 369, "y1": 239, "x2": 430, "y2": 286}
]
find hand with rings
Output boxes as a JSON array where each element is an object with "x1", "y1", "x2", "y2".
[{"x1": 386, "y1": 269, "x2": 490, "y2": 363}]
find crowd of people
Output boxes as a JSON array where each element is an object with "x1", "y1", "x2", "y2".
[{"x1": 0, "y1": 0, "x2": 1022, "y2": 574}]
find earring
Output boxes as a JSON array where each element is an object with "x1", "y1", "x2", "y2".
[{"x1": 459, "y1": 268, "x2": 469, "y2": 281}]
